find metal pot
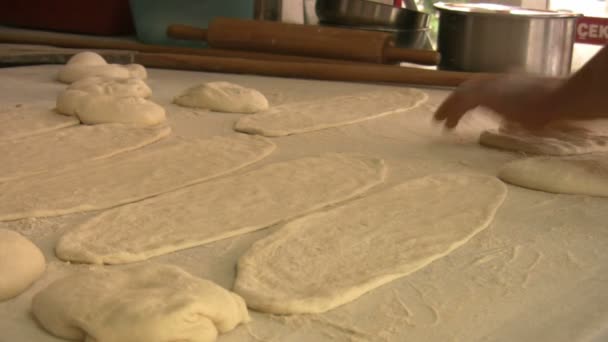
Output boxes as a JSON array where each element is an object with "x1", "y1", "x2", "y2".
[
  {"x1": 316, "y1": 0, "x2": 430, "y2": 30},
  {"x1": 434, "y1": 2, "x2": 581, "y2": 76}
]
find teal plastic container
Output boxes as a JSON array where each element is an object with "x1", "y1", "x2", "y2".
[{"x1": 129, "y1": 0, "x2": 255, "y2": 47}]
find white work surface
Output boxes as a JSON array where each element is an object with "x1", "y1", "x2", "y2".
[{"x1": 0, "y1": 65, "x2": 607, "y2": 342}]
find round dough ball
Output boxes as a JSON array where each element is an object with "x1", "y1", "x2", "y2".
[
  {"x1": 66, "y1": 51, "x2": 107, "y2": 66},
  {"x1": 58, "y1": 64, "x2": 131, "y2": 84},
  {"x1": 0, "y1": 229, "x2": 46, "y2": 301},
  {"x1": 32, "y1": 264, "x2": 249, "y2": 342},
  {"x1": 57, "y1": 91, "x2": 166, "y2": 127},
  {"x1": 68, "y1": 77, "x2": 152, "y2": 98},
  {"x1": 499, "y1": 155, "x2": 608, "y2": 197},
  {"x1": 174, "y1": 81, "x2": 269, "y2": 114}
]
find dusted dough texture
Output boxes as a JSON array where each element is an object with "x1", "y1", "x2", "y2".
[
  {"x1": 235, "y1": 174, "x2": 507, "y2": 314},
  {"x1": 0, "y1": 229, "x2": 46, "y2": 301},
  {"x1": 173, "y1": 81, "x2": 269, "y2": 114},
  {"x1": 479, "y1": 124, "x2": 608, "y2": 156},
  {"x1": 57, "y1": 51, "x2": 147, "y2": 84},
  {"x1": 56, "y1": 154, "x2": 386, "y2": 264},
  {"x1": 0, "y1": 134, "x2": 275, "y2": 221},
  {"x1": 499, "y1": 154, "x2": 608, "y2": 197},
  {"x1": 57, "y1": 90, "x2": 166, "y2": 127},
  {"x1": 57, "y1": 76, "x2": 160, "y2": 127},
  {"x1": 235, "y1": 89, "x2": 427, "y2": 137},
  {"x1": 0, "y1": 106, "x2": 78, "y2": 141},
  {"x1": 58, "y1": 64, "x2": 130, "y2": 84},
  {"x1": 67, "y1": 76, "x2": 152, "y2": 98},
  {"x1": 32, "y1": 264, "x2": 249, "y2": 342},
  {"x1": 0, "y1": 124, "x2": 170, "y2": 182},
  {"x1": 76, "y1": 96, "x2": 165, "y2": 126}
]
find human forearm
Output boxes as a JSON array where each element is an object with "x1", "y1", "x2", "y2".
[{"x1": 548, "y1": 45, "x2": 608, "y2": 120}]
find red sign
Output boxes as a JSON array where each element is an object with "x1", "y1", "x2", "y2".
[{"x1": 576, "y1": 16, "x2": 608, "y2": 45}]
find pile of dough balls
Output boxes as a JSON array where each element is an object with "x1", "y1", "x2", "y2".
[
  {"x1": 55, "y1": 52, "x2": 166, "y2": 127},
  {"x1": 57, "y1": 51, "x2": 146, "y2": 84}
]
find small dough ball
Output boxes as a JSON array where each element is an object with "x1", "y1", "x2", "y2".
[
  {"x1": 77, "y1": 95, "x2": 166, "y2": 126},
  {"x1": 69, "y1": 77, "x2": 152, "y2": 98},
  {"x1": 66, "y1": 51, "x2": 107, "y2": 66},
  {"x1": 125, "y1": 64, "x2": 148, "y2": 80},
  {"x1": 32, "y1": 264, "x2": 250, "y2": 342},
  {"x1": 58, "y1": 64, "x2": 131, "y2": 84},
  {"x1": 0, "y1": 229, "x2": 46, "y2": 301},
  {"x1": 58, "y1": 52, "x2": 147, "y2": 84},
  {"x1": 55, "y1": 90, "x2": 88, "y2": 116},
  {"x1": 174, "y1": 81, "x2": 269, "y2": 114},
  {"x1": 56, "y1": 90, "x2": 166, "y2": 127}
]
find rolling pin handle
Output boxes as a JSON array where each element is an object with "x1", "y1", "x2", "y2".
[
  {"x1": 383, "y1": 43, "x2": 441, "y2": 66},
  {"x1": 167, "y1": 24, "x2": 209, "y2": 42}
]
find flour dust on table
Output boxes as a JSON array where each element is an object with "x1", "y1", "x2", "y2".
[
  {"x1": 499, "y1": 153, "x2": 608, "y2": 197},
  {"x1": 57, "y1": 51, "x2": 147, "y2": 84},
  {"x1": 235, "y1": 174, "x2": 507, "y2": 314},
  {"x1": 234, "y1": 88, "x2": 427, "y2": 137},
  {"x1": 32, "y1": 263, "x2": 249, "y2": 342},
  {"x1": 56, "y1": 154, "x2": 386, "y2": 264},
  {"x1": 0, "y1": 105, "x2": 78, "y2": 141},
  {"x1": 0, "y1": 134, "x2": 275, "y2": 221},
  {"x1": 0, "y1": 124, "x2": 170, "y2": 182},
  {"x1": 173, "y1": 81, "x2": 269, "y2": 114},
  {"x1": 0, "y1": 229, "x2": 45, "y2": 301},
  {"x1": 479, "y1": 122, "x2": 608, "y2": 155}
]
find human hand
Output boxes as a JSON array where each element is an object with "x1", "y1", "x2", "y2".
[{"x1": 433, "y1": 75, "x2": 564, "y2": 130}]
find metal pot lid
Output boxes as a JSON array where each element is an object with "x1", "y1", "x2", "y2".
[{"x1": 433, "y1": 2, "x2": 580, "y2": 18}]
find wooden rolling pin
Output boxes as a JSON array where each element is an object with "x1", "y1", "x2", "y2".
[
  {"x1": 136, "y1": 53, "x2": 488, "y2": 88},
  {"x1": 167, "y1": 18, "x2": 440, "y2": 66},
  {"x1": 0, "y1": 26, "x2": 366, "y2": 65}
]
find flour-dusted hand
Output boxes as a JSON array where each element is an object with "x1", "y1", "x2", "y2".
[
  {"x1": 434, "y1": 45, "x2": 608, "y2": 130},
  {"x1": 434, "y1": 75, "x2": 561, "y2": 129}
]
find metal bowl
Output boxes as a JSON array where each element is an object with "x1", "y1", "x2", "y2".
[
  {"x1": 315, "y1": 0, "x2": 430, "y2": 30},
  {"x1": 321, "y1": 22, "x2": 433, "y2": 50},
  {"x1": 434, "y1": 2, "x2": 581, "y2": 76}
]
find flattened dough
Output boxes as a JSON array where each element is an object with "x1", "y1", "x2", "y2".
[
  {"x1": 0, "y1": 106, "x2": 79, "y2": 141},
  {"x1": 0, "y1": 229, "x2": 46, "y2": 301},
  {"x1": 234, "y1": 174, "x2": 507, "y2": 314},
  {"x1": 479, "y1": 124, "x2": 608, "y2": 155},
  {"x1": 499, "y1": 154, "x2": 608, "y2": 197},
  {"x1": 32, "y1": 264, "x2": 249, "y2": 342},
  {"x1": 0, "y1": 124, "x2": 170, "y2": 182},
  {"x1": 0, "y1": 134, "x2": 275, "y2": 221},
  {"x1": 234, "y1": 89, "x2": 427, "y2": 137},
  {"x1": 56, "y1": 154, "x2": 386, "y2": 264},
  {"x1": 174, "y1": 81, "x2": 269, "y2": 114}
]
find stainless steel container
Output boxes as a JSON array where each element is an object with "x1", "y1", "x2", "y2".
[
  {"x1": 315, "y1": 0, "x2": 432, "y2": 49},
  {"x1": 434, "y1": 2, "x2": 581, "y2": 76},
  {"x1": 316, "y1": 0, "x2": 430, "y2": 30}
]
